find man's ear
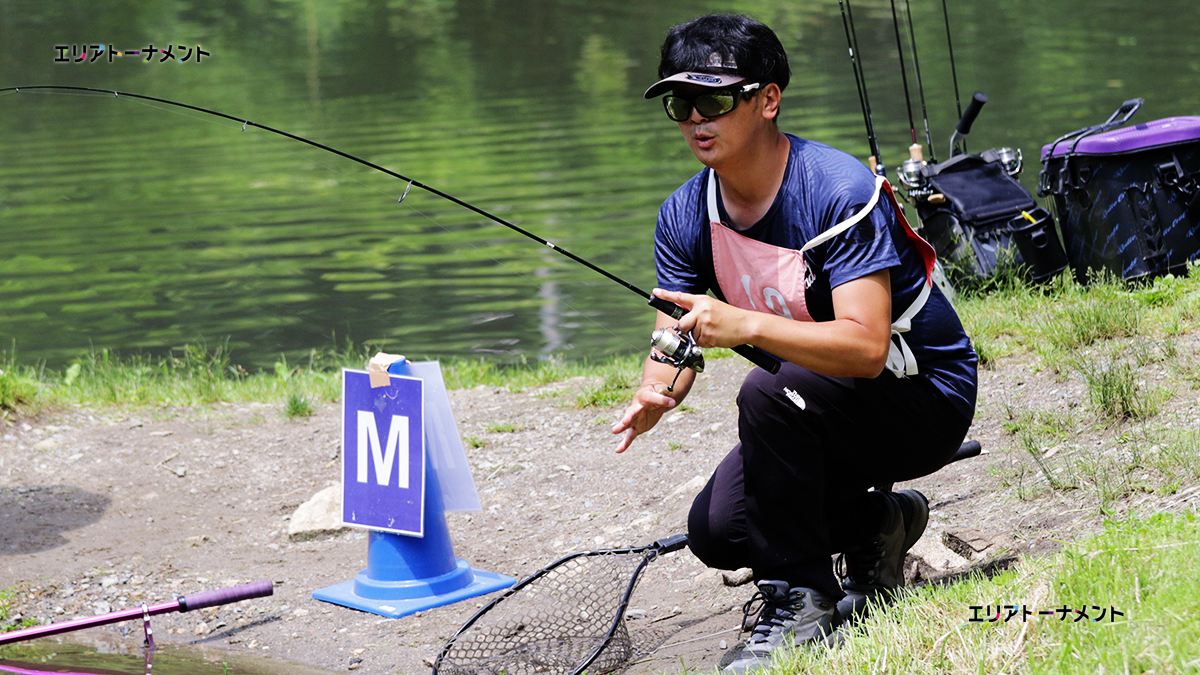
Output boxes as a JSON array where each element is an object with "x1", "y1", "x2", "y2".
[{"x1": 759, "y1": 83, "x2": 783, "y2": 122}]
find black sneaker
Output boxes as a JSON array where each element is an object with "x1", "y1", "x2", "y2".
[
  {"x1": 721, "y1": 581, "x2": 836, "y2": 674},
  {"x1": 835, "y1": 489, "x2": 929, "y2": 624}
]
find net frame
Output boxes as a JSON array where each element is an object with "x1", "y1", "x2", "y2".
[{"x1": 434, "y1": 534, "x2": 687, "y2": 675}]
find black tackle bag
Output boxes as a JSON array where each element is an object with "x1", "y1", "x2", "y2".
[{"x1": 915, "y1": 150, "x2": 1066, "y2": 285}]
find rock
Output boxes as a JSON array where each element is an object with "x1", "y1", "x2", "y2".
[
  {"x1": 93, "y1": 601, "x2": 112, "y2": 614},
  {"x1": 722, "y1": 568, "x2": 754, "y2": 587},
  {"x1": 195, "y1": 622, "x2": 208, "y2": 635},
  {"x1": 942, "y1": 529, "x2": 1003, "y2": 561},
  {"x1": 288, "y1": 485, "x2": 347, "y2": 539},
  {"x1": 908, "y1": 537, "x2": 971, "y2": 576},
  {"x1": 33, "y1": 438, "x2": 59, "y2": 451}
]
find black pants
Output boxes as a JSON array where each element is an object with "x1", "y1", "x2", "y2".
[{"x1": 687, "y1": 361, "x2": 972, "y2": 600}]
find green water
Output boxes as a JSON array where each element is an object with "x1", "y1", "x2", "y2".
[
  {"x1": 2, "y1": 0, "x2": 1198, "y2": 369},
  {"x1": 0, "y1": 638, "x2": 337, "y2": 675}
]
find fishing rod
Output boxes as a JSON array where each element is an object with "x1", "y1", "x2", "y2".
[
  {"x1": 904, "y1": 0, "x2": 936, "y2": 163},
  {"x1": 838, "y1": 0, "x2": 884, "y2": 177},
  {"x1": 941, "y1": 0, "x2": 963, "y2": 122},
  {"x1": 888, "y1": 0, "x2": 918, "y2": 151},
  {"x1": 0, "y1": 580, "x2": 273, "y2": 646},
  {"x1": 0, "y1": 85, "x2": 780, "y2": 376}
]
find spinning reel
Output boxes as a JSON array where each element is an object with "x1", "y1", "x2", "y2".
[{"x1": 650, "y1": 326, "x2": 705, "y2": 392}]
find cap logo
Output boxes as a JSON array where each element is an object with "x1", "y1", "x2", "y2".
[{"x1": 685, "y1": 73, "x2": 721, "y2": 84}]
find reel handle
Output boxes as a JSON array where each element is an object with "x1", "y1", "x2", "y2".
[
  {"x1": 955, "y1": 91, "x2": 988, "y2": 135},
  {"x1": 647, "y1": 296, "x2": 781, "y2": 374}
]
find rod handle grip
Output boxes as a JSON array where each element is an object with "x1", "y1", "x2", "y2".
[
  {"x1": 179, "y1": 580, "x2": 274, "y2": 612},
  {"x1": 647, "y1": 297, "x2": 781, "y2": 374},
  {"x1": 951, "y1": 439, "x2": 982, "y2": 463},
  {"x1": 955, "y1": 91, "x2": 988, "y2": 135}
]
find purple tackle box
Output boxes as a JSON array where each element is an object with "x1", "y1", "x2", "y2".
[{"x1": 1039, "y1": 115, "x2": 1200, "y2": 282}]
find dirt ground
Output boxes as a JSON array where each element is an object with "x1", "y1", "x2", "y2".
[{"x1": 3, "y1": 345, "x2": 1200, "y2": 674}]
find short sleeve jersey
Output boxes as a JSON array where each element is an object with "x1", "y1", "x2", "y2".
[{"x1": 654, "y1": 134, "x2": 977, "y2": 420}]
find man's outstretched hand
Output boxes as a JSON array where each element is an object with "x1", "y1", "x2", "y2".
[{"x1": 611, "y1": 382, "x2": 677, "y2": 453}]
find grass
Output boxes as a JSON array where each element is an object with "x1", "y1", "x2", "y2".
[
  {"x1": 283, "y1": 392, "x2": 316, "y2": 419},
  {"x1": 0, "y1": 344, "x2": 653, "y2": 414},
  {"x1": 0, "y1": 586, "x2": 35, "y2": 633},
  {"x1": 764, "y1": 511, "x2": 1200, "y2": 674},
  {"x1": 953, "y1": 270, "x2": 1180, "y2": 372}
]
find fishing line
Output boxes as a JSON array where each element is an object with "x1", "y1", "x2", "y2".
[
  {"x1": 889, "y1": 0, "x2": 917, "y2": 146},
  {"x1": 904, "y1": 0, "x2": 936, "y2": 162},
  {"x1": 941, "y1": 0, "x2": 963, "y2": 121},
  {"x1": 3, "y1": 86, "x2": 644, "y2": 355}
]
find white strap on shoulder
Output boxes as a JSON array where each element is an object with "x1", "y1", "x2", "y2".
[
  {"x1": 706, "y1": 169, "x2": 721, "y2": 226},
  {"x1": 800, "y1": 175, "x2": 886, "y2": 254}
]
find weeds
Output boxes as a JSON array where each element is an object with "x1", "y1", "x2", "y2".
[
  {"x1": 1072, "y1": 352, "x2": 1160, "y2": 423},
  {"x1": 0, "y1": 586, "x2": 35, "y2": 633},
  {"x1": 768, "y1": 512, "x2": 1200, "y2": 674},
  {"x1": 485, "y1": 422, "x2": 522, "y2": 433},
  {"x1": 0, "y1": 365, "x2": 40, "y2": 412},
  {"x1": 283, "y1": 392, "x2": 316, "y2": 419}
]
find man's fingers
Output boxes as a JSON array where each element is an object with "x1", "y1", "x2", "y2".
[
  {"x1": 615, "y1": 427, "x2": 637, "y2": 454},
  {"x1": 653, "y1": 288, "x2": 696, "y2": 309}
]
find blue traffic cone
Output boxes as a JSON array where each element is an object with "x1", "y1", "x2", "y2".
[{"x1": 312, "y1": 358, "x2": 513, "y2": 618}]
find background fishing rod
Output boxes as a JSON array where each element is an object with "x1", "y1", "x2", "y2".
[
  {"x1": 0, "y1": 85, "x2": 780, "y2": 375},
  {"x1": 904, "y1": 0, "x2": 936, "y2": 163},
  {"x1": 942, "y1": 0, "x2": 964, "y2": 123},
  {"x1": 888, "y1": 0, "x2": 919, "y2": 153},
  {"x1": 838, "y1": 0, "x2": 885, "y2": 177}
]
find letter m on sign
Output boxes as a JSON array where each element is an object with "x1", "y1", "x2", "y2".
[
  {"x1": 341, "y1": 369, "x2": 425, "y2": 536},
  {"x1": 357, "y1": 411, "x2": 409, "y2": 488}
]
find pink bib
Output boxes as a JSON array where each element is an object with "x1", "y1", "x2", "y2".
[{"x1": 706, "y1": 170, "x2": 937, "y2": 376}]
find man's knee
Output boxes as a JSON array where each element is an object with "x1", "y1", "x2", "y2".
[{"x1": 686, "y1": 450, "x2": 748, "y2": 571}]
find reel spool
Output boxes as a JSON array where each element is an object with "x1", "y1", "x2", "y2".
[{"x1": 649, "y1": 326, "x2": 704, "y2": 392}]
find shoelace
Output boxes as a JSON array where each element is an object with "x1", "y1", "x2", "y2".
[
  {"x1": 739, "y1": 588, "x2": 805, "y2": 643},
  {"x1": 836, "y1": 537, "x2": 887, "y2": 584}
]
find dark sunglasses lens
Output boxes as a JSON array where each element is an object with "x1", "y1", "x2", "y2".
[
  {"x1": 664, "y1": 96, "x2": 691, "y2": 122},
  {"x1": 694, "y1": 93, "x2": 736, "y2": 118}
]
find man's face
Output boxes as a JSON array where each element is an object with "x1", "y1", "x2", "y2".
[{"x1": 670, "y1": 83, "x2": 776, "y2": 169}]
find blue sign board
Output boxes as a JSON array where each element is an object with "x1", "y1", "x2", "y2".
[{"x1": 341, "y1": 369, "x2": 425, "y2": 536}]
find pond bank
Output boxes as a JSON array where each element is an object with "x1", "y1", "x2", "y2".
[{"x1": 3, "y1": 330, "x2": 1200, "y2": 673}]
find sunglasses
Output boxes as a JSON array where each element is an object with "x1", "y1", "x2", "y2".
[{"x1": 662, "y1": 82, "x2": 761, "y2": 122}]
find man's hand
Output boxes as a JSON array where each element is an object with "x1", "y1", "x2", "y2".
[
  {"x1": 652, "y1": 288, "x2": 750, "y2": 349},
  {"x1": 611, "y1": 382, "x2": 678, "y2": 453}
]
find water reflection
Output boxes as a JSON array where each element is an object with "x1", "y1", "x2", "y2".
[
  {"x1": 0, "y1": 638, "x2": 338, "y2": 675},
  {"x1": 1, "y1": 0, "x2": 1197, "y2": 369}
]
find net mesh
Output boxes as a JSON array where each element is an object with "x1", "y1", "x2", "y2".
[{"x1": 438, "y1": 550, "x2": 653, "y2": 675}]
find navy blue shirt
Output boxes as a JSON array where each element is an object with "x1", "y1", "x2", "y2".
[{"x1": 655, "y1": 134, "x2": 977, "y2": 419}]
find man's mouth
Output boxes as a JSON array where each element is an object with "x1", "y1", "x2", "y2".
[{"x1": 694, "y1": 132, "x2": 715, "y2": 149}]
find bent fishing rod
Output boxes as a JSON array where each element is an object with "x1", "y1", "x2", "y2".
[{"x1": 0, "y1": 85, "x2": 780, "y2": 375}]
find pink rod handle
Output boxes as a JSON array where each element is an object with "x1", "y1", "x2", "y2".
[
  {"x1": 0, "y1": 580, "x2": 273, "y2": 646},
  {"x1": 179, "y1": 580, "x2": 273, "y2": 612},
  {"x1": 0, "y1": 601, "x2": 177, "y2": 647}
]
